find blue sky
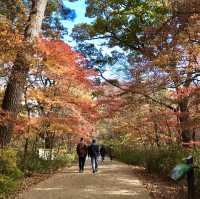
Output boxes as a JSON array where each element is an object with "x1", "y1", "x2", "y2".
[
  {"x1": 62, "y1": 0, "x2": 93, "y2": 45},
  {"x1": 62, "y1": 0, "x2": 131, "y2": 80}
]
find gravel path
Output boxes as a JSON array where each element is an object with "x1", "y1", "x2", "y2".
[{"x1": 16, "y1": 159, "x2": 151, "y2": 199}]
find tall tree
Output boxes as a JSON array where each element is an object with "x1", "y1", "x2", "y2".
[
  {"x1": 0, "y1": 0, "x2": 48, "y2": 146},
  {"x1": 0, "y1": 0, "x2": 77, "y2": 146}
]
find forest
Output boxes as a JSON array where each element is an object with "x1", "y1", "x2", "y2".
[{"x1": 1, "y1": 0, "x2": 200, "y2": 199}]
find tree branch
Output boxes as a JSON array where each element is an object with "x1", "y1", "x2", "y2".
[{"x1": 99, "y1": 69, "x2": 177, "y2": 111}]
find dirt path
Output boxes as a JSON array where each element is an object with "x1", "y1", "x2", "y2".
[{"x1": 16, "y1": 159, "x2": 151, "y2": 199}]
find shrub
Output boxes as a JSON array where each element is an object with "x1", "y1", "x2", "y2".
[
  {"x1": 112, "y1": 142, "x2": 200, "y2": 197},
  {"x1": 18, "y1": 150, "x2": 77, "y2": 173},
  {"x1": 114, "y1": 145, "x2": 145, "y2": 166},
  {"x1": 113, "y1": 144, "x2": 188, "y2": 175},
  {"x1": 49, "y1": 153, "x2": 76, "y2": 170},
  {"x1": 144, "y1": 146, "x2": 188, "y2": 174},
  {"x1": 0, "y1": 175, "x2": 17, "y2": 199},
  {"x1": 0, "y1": 148, "x2": 23, "y2": 198},
  {"x1": 0, "y1": 148, "x2": 23, "y2": 179}
]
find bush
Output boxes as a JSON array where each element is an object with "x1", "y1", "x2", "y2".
[
  {"x1": 0, "y1": 148, "x2": 76, "y2": 198},
  {"x1": 113, "y1": 144, "x2": 188, "y2": 175},
  {"x1": 112, "y1": 142, "x2": 200, "y2": 197},
  {"x1": 0, "y1": 148, "x2": 23, "y2": 179},
  {"x1": 18, "y1": 150, "x2": 77, "y2": 173},
  {"x1": 49, "y1": 153, "x2": 76, "y2": 170},
  {"x1": 0, "y1": 148, "x2": 23, "y2": 198},
  {"x1": 144, "y1": 146, "x2": 188, "y2": 174},
  {"x1": 114, "y1": 145, "x2": 145, "y2": 166},
  {"x1": 0, "y1": 175, "x2": 17, "y2": 199}
]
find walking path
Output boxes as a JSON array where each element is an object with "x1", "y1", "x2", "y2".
[{"x1": 16, "y1": 159, "x2": 151, "y2": 199}]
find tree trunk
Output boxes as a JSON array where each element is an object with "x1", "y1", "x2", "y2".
[
  {"x1": 0, "y1": 0, "x2": 48, "y2": 147},
  {"x1": 22, "y1": 138, "x2": 29, "y2": 171},
  {"x1": 179, "y1": 97, "x2": 191, "y2": 144},
  {"x1": 45, "y1": 132, "x2": 55, "y2": 149},
  {"x1": 154, "y1": 122, "x2": 160, "y2": 147}
]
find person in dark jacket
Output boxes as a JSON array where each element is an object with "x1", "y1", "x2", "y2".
[
  {"x1": 88, "y1": 139, "x2": 99, "y2": 173},
  {"x1": 100, "y1": 145, "x2": 106, "y2": 162},
  {"x1": 76, "y1": 138, "x2": 87, "y2": 173},
  {"x1": 108, "y1": 145, "x2": 114, "y2": 161}
]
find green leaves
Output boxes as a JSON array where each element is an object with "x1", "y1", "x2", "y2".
[{"x1": 73, "y1": 0, "x2": 169, "y2": 52}]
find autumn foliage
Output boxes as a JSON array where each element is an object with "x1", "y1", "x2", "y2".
[{"x1": 15, "y1": 38, "x2": 100, "y2": 142}]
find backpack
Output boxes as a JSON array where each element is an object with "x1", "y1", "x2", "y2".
[
  {"x1": 78, "y1": 143, "x2": 87, "y2": 157},
  {"x1": 89, "y1": 144, "x2": 98, "y2": 157}
]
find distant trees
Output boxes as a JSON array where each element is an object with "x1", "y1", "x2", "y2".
[{"x1": 72, "y1": 0, "x2": 200, "y2": 145}]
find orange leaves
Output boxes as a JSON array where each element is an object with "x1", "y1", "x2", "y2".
[
  {"x1": 18, "y1": 37, "x2": 100, "y2": 139},
  {"x1": 169, "y1": 86, "x2": 200, "y2": 101},
  {"x1": 0, "y1": 35, "x2": 101, "y2": 139},
  {"x1": 37, "y1": 38, "x2": 97, "y2": 88},
  {"x1": 0, "y1": 19, "x2": 23, "y2": 62}
]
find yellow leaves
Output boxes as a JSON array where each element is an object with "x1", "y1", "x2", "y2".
[
  {"x1": 45, "y1": 62, "x2": 65, "y2": 76},
  {"x1": 28, "y1": 89, "x2": 45, "y2": 102},
  {"x1": 0, "y1": 19, "x2": 23, "y2": 62},
  {"x1": 47, "y1": 122, "x2": 73, "y2": 134},
  {"x1": 153, "y1": 54, "x2": 169, "y2": 67}
]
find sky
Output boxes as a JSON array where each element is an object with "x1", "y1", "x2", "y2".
[
  {"x1": 62, "y1": 0, "x2": 93, "y2": 45},
  {"x1": 62, "y1": 0, "x2": 131, "y2": 80}
]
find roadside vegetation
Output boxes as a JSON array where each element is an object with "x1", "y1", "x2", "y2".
[{"x1": 0, "y1": 145, "x2": 76, "y2": 199}]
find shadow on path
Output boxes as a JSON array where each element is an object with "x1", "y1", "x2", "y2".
[{"x1": 16, "y1": 159, "x2": 151, "y2": 199}]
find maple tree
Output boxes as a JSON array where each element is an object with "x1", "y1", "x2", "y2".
[
  {"x1": 12, "y1": 38, "x2": 99, "y2": 149},
  {"x1": 0, "y1": 0, "x2": 79, "y2": 146},
  {"x1": 72, "y1": 0, "x2": 200, "y2": 146},
  {"x1": 1, "y1": 0, "x2": 200, "y2": 148}
]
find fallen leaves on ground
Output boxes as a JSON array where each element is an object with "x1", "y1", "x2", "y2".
[
  {"x1": 131, "y1": 166, "x2": 187, "y2": 199},
  {"x1": 8, "y1": 173, "x2": 52, "y2": 199}
]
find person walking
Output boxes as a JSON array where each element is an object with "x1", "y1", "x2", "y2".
[
  {"x1": 108, "y1": 145, "x2": 113, "y2": 161},
  {"x1": 76, "y1": 138, "x2": 87, "y2": 173},
  {"x1": 88, "y1": 139, "x2": 99, "y2": 173},
  {"x1": 100, "y1": 145, "x2": 106, "y2": 162}
]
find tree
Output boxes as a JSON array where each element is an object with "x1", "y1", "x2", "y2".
[
  {"x1": 20, "y1": 38, "x2": 99, "y2": 148},
  {"x1": 0, "y1": 0, "x2": 48, "y2": 146},
  {"x1": 0, "y1": 0, "x2": 78, "y2": 146},
  {"x1": 72, "y1": 0, "x2": 200, "y2": 144},
  {"x1": 72, "y1": 0, "x2": 168, "y2": 54}
]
